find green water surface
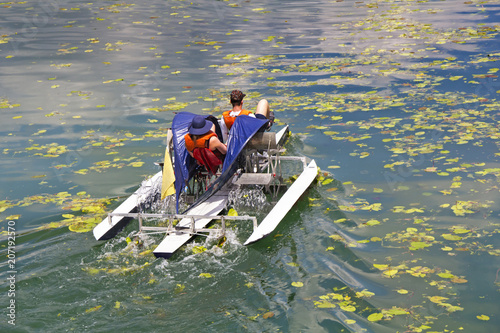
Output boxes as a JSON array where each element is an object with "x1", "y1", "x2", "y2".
[{"x1": 1, "y1": 0, "x2": 499, "y2": 332}]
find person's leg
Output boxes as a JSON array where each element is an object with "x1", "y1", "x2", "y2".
[
  {"x1": 254, "y1": 99, "x2": 270, "y2": 118},
  {"x1": 254, "y1": 99, "x2": 275, "y2": 131}
]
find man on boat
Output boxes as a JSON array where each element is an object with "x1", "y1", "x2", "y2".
[
  {"x1": 185, "y1": 115, "x2": 227, "y2": 174},
  {"x1": 219, "y1": 90, "x2": 274, "y2": 142}
]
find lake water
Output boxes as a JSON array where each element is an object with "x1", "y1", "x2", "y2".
[{"x1": 1, "y1": 0, "x2": 499, "y2": 332}]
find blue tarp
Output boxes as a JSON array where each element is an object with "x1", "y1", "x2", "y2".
[
  {"x1": 222, "y1": 115, "x2": 268, "y2": 172},
  {"x1": 171, "y1": 112, "x2": 197, "y2": 213},
  {"x1": 171, "y1": 112, "x2": 268, "y2": 213}
]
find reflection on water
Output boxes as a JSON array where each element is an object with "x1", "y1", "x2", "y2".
[{"x1": 1, "y1": 0, "x2": 499, "y2": 332}]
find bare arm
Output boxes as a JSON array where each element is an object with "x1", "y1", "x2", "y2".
[{"x1": 209, "y1": 137, "x2": 227, "y2": 155}]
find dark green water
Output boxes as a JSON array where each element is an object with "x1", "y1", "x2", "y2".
[{"x1": 1, "y1": 0, "x2": 499, "y2": 332}]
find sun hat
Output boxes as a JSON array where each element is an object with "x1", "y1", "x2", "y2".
[{"x1": 188, "y1": 115, "x2": 212, "y2": 135}]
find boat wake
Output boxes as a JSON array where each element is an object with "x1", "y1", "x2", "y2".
[
  {"x1": 134, "y1": 175, "x2": 163, "y2": 212},
  {"x1": 227, "y1": 186, "x2": 269, "y2": 213}
]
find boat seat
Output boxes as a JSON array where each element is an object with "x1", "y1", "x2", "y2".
[
  {"x1": 246, "y1": 132, "x2": 277, "y2": 150},
  {"x1": 234, "y1": 173, "x2": 274, "y2": 186},
  {"x1": 193, "y1": 147, "x2": 222, "y2": 176}
]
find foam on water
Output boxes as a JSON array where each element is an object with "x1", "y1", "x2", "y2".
[{"x1": 227, "y1": 186, "x2": 270, "y2": 213}]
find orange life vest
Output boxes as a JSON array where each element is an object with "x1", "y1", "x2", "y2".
[
  {"x1": 185, "y1": 131, "x2": 218, "y2": 151},
  {"x1": 184, "y1": 132, "x2": 224, "y2": 170},
  {"x1": 222, "y1": 109, "x2": 252, "y2": 130}
]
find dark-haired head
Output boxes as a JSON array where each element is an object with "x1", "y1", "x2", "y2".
[{"x1": 230, "y1": 90, "x2": 246, "y2": 106}]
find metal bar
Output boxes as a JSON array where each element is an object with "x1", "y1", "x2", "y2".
[
  {"x1": 267, "y1": 139, "x2": 271, "y2": 174},
  {"x1": 107, "y1": 211, "x2": 261, "y2": 237},
  {"x1": 278, "y1": 145, "x2": 282, "y2": 176},
  {"x1": 221, "y1": 216, "x2": 226, "y2": 237},
  {"x1": 107, "y1": 212, "x2": 256, "y2": 221},
  {"x1": 140, "y1": 226, "x2": 216, "y2": 234},
  {"x1": 143, "y1": 228, "x2": 220, "y2": 235},
  {"x1": 269, "y1": 156, "x2": 306, "y2": 162},
  {"x1": 141, "y1": 226, "x2": 171, "y2": 231},
  {"x1": 252, "y1": 217, "x2": 258, "y2": 230},
  {"x1": 139, "y1": 230, "x2": 174, "y2": 236},
  {"x1": 154, "y1": 229, "x2": 211, "y2": 237},
  {"x1": 144, "y1": 226, "x2": 223, "y2": 232}
]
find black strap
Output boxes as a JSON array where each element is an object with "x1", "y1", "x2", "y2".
[{"x1": 206, "y1": 115, "x2": 223, "y2": 141}]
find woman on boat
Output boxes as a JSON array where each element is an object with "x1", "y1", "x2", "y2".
[
  {"x1": 219, "y1": 90, "x2": 274, "y2": 142},
  {"x1": 185, "y1": 115, "x2": 227, "y2": 172}
]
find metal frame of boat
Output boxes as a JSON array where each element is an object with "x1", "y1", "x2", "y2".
[{"x1": 93, "y1": 117, "x2": 318, "y2": 259}]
